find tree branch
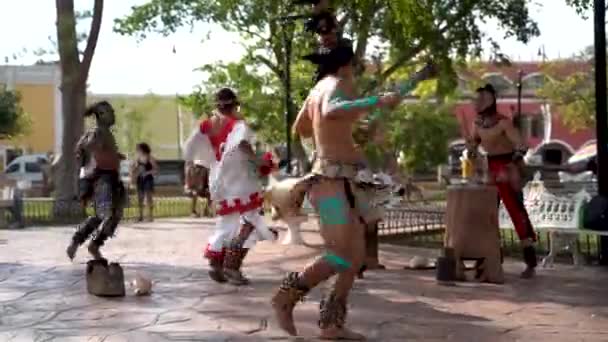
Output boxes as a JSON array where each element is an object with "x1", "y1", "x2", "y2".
[
  {"x1": 78, "y1": 0, "x2": 103, "y2": 86},
  {"x1": 254, "y1": 55, "x2": 282, "y2": 78},
  {"x1": 364, "y1": 43, "x2": 425, "y2": 94},
  {"x1": 353, "y1": 0, "x2": 377, "y2": 72},
  {"x1": 370, "y1": 0, "x2": 478, "y2": 93}
]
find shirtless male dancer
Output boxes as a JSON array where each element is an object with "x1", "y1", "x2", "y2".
[
  {"x1": 67, "y1": 101, "x2": 126, "y2": 261},
  {"x1": 467, "y1": 84, "x2": 537, "y2": 278},
  {"x1": 183, "y1": 88, "x2": 277, "y2": 285},
  {"x1": 271, "y1": 43, "x2": 436, "y2": 339},
  {"x1": 302, "y1": 3, "x2": 383, "y2": 277}
]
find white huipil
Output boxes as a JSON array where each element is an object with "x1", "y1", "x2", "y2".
[{"x1": 183, "y1": 119, "x2": 276, "y2": 254}]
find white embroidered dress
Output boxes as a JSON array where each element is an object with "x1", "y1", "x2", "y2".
[{"x1": 183, "y1": 119, "x2": 276, "y2": 253}]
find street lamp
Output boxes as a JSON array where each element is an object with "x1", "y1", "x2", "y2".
[
  {"x1": 513, "y1": 70, "x2": 524, "y2": 135},
  {"x1": 517, "y1": 70, "x2": 523, "y2": 120},
  {"x1": 281, "y1": 19, "x2": 293, "y2": 175}
]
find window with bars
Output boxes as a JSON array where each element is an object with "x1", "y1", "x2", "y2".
[{"x1": 520, "y1": 114, "x2": 545, "y2": 139}]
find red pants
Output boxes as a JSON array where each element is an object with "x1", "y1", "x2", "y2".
[{"x1": 488, "y1": 154, "x2": 536, "y2": 242}]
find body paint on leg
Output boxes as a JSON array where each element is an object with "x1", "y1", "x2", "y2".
[
  {"x1": 322, "y1": 252, "x2": 352, "y2": 272},
  {"x1": 318, "y1": 195, "x2": 348, "y2": 225}
]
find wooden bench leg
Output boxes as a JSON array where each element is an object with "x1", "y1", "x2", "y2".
[{"x1": 359, "y1": 223, "x2": 385, "y2": 279}]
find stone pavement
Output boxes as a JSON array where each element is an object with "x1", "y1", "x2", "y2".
[{"x1": 1, "y1": 218, "x2": 608, "y2": 341}]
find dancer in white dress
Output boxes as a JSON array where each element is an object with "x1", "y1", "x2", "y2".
[{"x1": 183, "y1": 88, "x2": 277, "y2": 285}]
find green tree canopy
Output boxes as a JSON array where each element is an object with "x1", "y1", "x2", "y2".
[
  {"x1": 0, "y1": 88, "x2": 30, "y2": 139},
  {"x1": 115, "y1": 0, "x2": 541, "y2": 172},
  {"x1": 538, "y1": 48, "x2": 596, "y2": 131}
]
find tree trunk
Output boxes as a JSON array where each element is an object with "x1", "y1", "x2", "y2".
[{"x1": 54, "y1": 0, "x2": 103, "y2": 216}]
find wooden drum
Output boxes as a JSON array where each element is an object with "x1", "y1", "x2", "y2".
[{"x1": 444, "y1": 184, "x2": 504, "y2": 284}]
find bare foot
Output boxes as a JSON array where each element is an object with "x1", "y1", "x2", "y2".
[
  {"x1": 271, "y1": 291, "x2": 298, "y2": 336},
  {"x1": 66, "y1": 242, "x2": 78, "y2": 260},
  {"x1": 319, "y1": 326, "x2": 366, "y2": 340}
]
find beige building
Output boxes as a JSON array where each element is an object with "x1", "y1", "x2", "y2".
[{"x1": 0, "y1": 64, "x2": 62, "y2": 167}]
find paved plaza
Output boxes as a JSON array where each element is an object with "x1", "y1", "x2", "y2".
[{"x1": 1, "y1": 218, "x2": 608, "y2": 341}]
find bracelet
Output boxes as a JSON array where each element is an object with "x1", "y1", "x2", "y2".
[
  {"x1": 513, "y1": 150, "x2": 526, "y2": 161},
  {"x1": 333, "y1": 95, "x2": 380, "y2": 110}
]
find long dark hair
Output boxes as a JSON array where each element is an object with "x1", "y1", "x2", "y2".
[
  {"x1": 304, "y1": 44, "x2": 354, "y2": 84},
  {"x1": 214, "y1": 88, "x2": 239, "y2": 114},
  {"x1": 84, "y1": 100, "x2": 112, "y2": 119},
  {"x1": 136, "y1": 142, "x2": 151, "y2": 155}
]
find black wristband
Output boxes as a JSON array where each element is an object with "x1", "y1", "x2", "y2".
[{"x1": 513, "y1": 150, "x2": 526, "y2": 161}]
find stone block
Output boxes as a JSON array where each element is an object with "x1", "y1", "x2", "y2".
[{"x1": 86, "y1": 259, "x2": 125, "y2": 297}]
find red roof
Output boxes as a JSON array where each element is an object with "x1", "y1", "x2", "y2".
[{"x1": 459, "y1": 60, "x2": 591, "y2": 81}]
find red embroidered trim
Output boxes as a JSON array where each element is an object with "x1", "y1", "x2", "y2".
[
  {"x1": 204, "y1": 244, "x2": 225, "y2": 260},
  {"x1": 199, "y1": 118, "x2": 240, "y2": 161},
  {"x1": 216, "y1": 192, "x2": 264, "y2": 216},
  {"x1": 258, "y1": 152, "x2": 276, "y2": 176}
]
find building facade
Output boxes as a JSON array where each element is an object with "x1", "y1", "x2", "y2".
[{"x1": 0, "y1": 64, "x2": 62, "y2": 166}]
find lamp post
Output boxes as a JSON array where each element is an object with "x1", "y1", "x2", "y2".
[
  {"x1": 593, "y1": 0, "x2": 608, "y2": 264},
  {"x1": 594, "y1": 0, "x2": 607, "y2": 195},
  {"x1": 514, "y1": 70, "x2": 524, "y2": 135},
  {"x1": 172, "y1": 45, "x2": 182, "y2": 159},
  {"x1": 282, "y1": 20, "x2": 293, "y2": 175},
  {"x1": 517, "y1": 70, "x2": 523, "y2": 119}
]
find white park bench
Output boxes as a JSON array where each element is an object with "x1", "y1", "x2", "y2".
[{"x1": 499, "y1": 172, "x2": 608, "y2": 246}]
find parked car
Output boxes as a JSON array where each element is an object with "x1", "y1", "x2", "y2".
[{"x1": 4, "y1": 154, "x2": 49, "y2": 187}]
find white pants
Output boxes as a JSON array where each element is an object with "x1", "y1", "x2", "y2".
[{"x1": 207, "y1": 209, "x2": 276, "y2": 251}]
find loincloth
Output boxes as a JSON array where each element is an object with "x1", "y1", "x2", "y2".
[
  {"x1": 93, "y1": 170, "x2": 126, "y2": 219},
  {"x1": 266, "y1": 158, "x2": 387, "y2": 225},
  {"x1": 309, "y1": 159, "x2": 384, "y2": 226}
]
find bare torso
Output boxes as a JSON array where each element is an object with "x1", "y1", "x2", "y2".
[
  {"x1": 308, "y1": 76, "x2": 364, "y2": 163},
  {"x1": 79, "y1": 126, "x2": 121, "y2": 171},
  {"x1": 475, "y1": 115, "x2": 517, "y2": 155}
]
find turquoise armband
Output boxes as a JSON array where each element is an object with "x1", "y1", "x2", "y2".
[{"x1": 329, "y1": 95, "x2": 380, "y2": 110}]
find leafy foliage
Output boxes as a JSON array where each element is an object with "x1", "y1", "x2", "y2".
[
  {"x1": 0, "y1": 88, "x2": 30, "y2": 139},
  {"x1": 115, "y1": 0, "x2": 541, "y2": 171},
  {"x1": 537, "y1": 49, "x2": 597, "y2": 131},
  {"x1": 565, "y1": 0, "x2": 593, "y2": 18},
  {"x1": 111, "y1": 94, "x2": 159, "y2": 153},
  {"x1": 384, "y1": 100, "x2": 459, "y2": 173}
]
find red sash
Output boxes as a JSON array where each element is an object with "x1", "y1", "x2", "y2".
[{"x1": 200, "y1": 117, "x2": 239, "y2": 161}]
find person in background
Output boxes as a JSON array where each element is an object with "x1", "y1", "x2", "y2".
[
  {"x1": 467, "y1": 84, "x2": 537, "y2": 279},
  {"x1": 184, "y1": 160, "x2": 211, "y2": 217},
  {"x1": 132, "y1": 143, "x2": 158, "y2": 222}
]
